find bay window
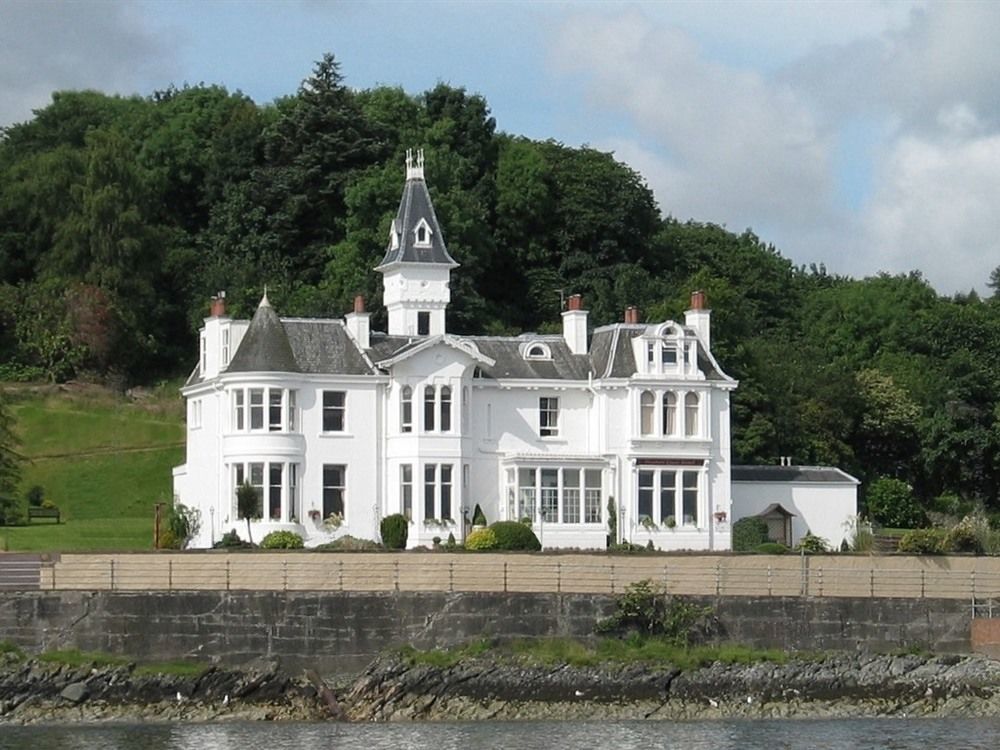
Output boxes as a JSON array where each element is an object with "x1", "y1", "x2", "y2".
[
  {"x1": 230, "y1": 387, "x2": 296, "y2": 433},
  {"x1": 507, "y1": 466, "x2": 602, "y2": 524}
]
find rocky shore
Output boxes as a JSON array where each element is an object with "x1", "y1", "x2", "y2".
[
  {"x1": 0, "y1": 653, "x2": 338, "y2": 724},
  {"x1": 4, "y1": 649, "x2": 1000, "y2": 723},
  {"x1": 346, "y1": 651, "x2": 1000, "y2": 721}
]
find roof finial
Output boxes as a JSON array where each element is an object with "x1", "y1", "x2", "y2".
[
  {"x1": 405, "y1": 147, "x2": 425, "y2": 180},
  {"x1": 260, "y1": 284, "x2": 271, "y2": 308}
]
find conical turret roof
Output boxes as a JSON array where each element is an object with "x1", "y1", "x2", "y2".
[{"x1": 227, "y1": 293, "x2": 301, "y2": 373}]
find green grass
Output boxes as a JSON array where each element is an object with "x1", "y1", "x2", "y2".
[
  {"x1": 400, "y1": 636, "x2": 792, "y2": 672},
  {"x1": 0, "y1": 640, "x2": 26, "y2": 660},
  {"x1": 3, "y1": 386, "x2": 185, "y2": 551},
  {"x1": 38, "y1": 648, "x2": 131, "y2": 668}
]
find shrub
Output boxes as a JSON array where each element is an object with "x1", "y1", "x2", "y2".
[
  {"x1": 897, "y1": 527, "x2": 947, "y2": 555},
  {"x1": 944, "y1": 514, "x2": 987, "y2": 554},
  {"x1": 445, "y1": 532, "x2": 457, "y2": 550},
  {"x1": 753, "y1": 542, "x2": 789, "y2": 554},
  {"x1": 25, "y1": 485, "x2": 45, "y2": 508},
  {"x1": 595, "y1": 579, "x2": 715, "y2": 645},
  {"x1": 795, "y1": 533, "x2": 830, "y2": 554},
  {"x1": 313, "y1": 535, "x2": 381, "y2": 551},
  {"x1": 866, "y1": 477, "x2": 924, "y2": 529},
  {"x1": 213, "y1": 529, "x2": 253, "y2": 549},
  {"x1": 380, "y1": 513, "x2": 409, "y2": 550},
  {"x1": 260, "y1": 530, "x2": 304, "y2": 549},
  {"x1": 608, "y1": 542, "x2": 654, "y2": 554},
  {"x1": 472, "y1": 504, "x2": 487, "y2": 526},
  {"x1": 489, "y1": 520, "x2": 541, "y2": 551},
  {"x1": 732, "y1": 517, "x2": 769, "y2": 552},
  {"x1": 843, "y1": 515, "x2": 874, "y2": 552},
  {"x1": 160, "y1": 500, "x2": 200, "y2": 550},
  {"x1": 465, "y1": 527, "x2": 498, "y2": 550}
]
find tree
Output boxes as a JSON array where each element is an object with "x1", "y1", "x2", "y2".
[
  {"x1": 866, "y1": 477, "x2": 924, "y2": 529},
  {"x1": 236, "y1": 480, "x2": 260, "y2": 545}
]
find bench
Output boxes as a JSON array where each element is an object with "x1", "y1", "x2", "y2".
[{"x1": 27, "y1": 507, "x2": 60, "y2": 523}]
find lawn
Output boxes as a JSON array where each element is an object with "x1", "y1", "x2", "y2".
[{"x1": 3, "y1": 384, "x2": 185, "y2": 552}]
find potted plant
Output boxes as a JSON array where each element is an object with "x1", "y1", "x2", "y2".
[
  {"x1": 323, "y1": 512, "x2": 344, "y2": 530},
  {"x1": 665, "y1": 515, "x2": 677, "y2": 529},
  {"x1": 640, "y1": 515, "x2": 657, "y2": 531},
  {"x1": 307, "y1": 509, "x2": 321, "y2": 522}
]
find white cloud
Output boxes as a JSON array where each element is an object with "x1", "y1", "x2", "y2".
[
  {"x1": 551, "y1": 3, "x2": 1000, "y2": 294},
  {"x1": 0, "y1": 1, "x2": 176, "y2": 128},
  {"x1": 553, "y1": 11, "x2": 837, "y2": 236},
  {"x1": 862, "y1": 133, "x2": 1000, "y2": 292}
]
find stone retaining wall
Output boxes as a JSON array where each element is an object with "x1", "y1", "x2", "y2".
[{"x1": 0, "y1": 590, "x2": 973, "y2": 675}]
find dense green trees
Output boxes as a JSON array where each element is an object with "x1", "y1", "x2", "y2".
[{"x1": 2, "y1": 54, "x2": 1000, "y2": 516}]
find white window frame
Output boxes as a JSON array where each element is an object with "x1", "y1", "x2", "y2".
[
  {"x1": 322, "y1": 390, "x2": 346, "y2": 432},
  {"x1": 539, "y1": 397, "x2": 559, "y2": 437}
]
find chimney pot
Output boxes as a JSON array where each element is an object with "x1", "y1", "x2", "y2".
[
  {"x1": 567, "y1": 294, "x2": 583, "y2": 311},
  {"x1": 690, "y1": 290, "x2": 706, "y2": 311},
  {"x1": 353, "y1": 294, "x2": 366, "y2": 314},
  {"x1": 625, "y1": 305, "x2": 640, "y2": 324},
  {"x1": 210, "y1": 293, "x2": 226, "y2": 318}
]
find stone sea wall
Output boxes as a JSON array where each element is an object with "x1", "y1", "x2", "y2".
[{"x1": 0, "y1": 590, "x2": 973, "y2": 675}]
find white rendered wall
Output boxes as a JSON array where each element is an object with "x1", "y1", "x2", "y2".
[{"x1": 731, "y1": 480, "x2": 858, "y2": 549}]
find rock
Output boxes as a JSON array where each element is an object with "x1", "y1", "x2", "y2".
[{"x1": 59, "y1": 682, "x2": 88, "y2": 704}]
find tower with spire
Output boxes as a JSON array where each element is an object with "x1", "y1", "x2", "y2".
[{"x1": 376, "y1": 149, "x2": 458, "y2": 336}]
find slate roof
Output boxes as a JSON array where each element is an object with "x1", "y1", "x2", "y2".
[
  {"x1": 283, "y1": 320, "x2": 373, "y2": 375},
  {"x1": 731, "y1": 466, "x2": 860, "y2": 484},
  {"x1": 468, "y1": 336, "x2": 594, "y2": 380},
  {"x1": 377, "y1": 174, "x2": 457, "y2": 268},
  {"x1": 227, "y1": 297, "x2": 300, "y2": 374},
  {"x1": 589, "y1": 324, "x2": 731, "y2": 381}
]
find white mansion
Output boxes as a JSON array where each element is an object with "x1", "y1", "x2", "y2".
[{"x1": 173, "y1": 151, "x2": 856, "y2": 550}]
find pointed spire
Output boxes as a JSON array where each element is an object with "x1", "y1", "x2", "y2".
[
  {"x1": 376, "y1": 148, "x2": 457, "y2": 270},
  {"x1": 259, "y1": 285, "x2": 271, "y2": 308}
]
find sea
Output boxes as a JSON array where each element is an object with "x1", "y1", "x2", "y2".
[{"x1": 1, "y1": 719, "x2": 999, "y2": 750}]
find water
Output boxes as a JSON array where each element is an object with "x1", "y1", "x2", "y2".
[{"x1": 1, "y1": 720, "x2": 1000, "y2": 750}]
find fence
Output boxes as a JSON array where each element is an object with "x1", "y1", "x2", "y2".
[{"x1": 16, "y1": 552, "x2": 1000, "y2": 602}]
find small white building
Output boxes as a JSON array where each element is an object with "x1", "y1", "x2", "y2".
[
  {"x1": 174, "y1": 154, "x2": 737, "y2": 550},
  {"x1": 731, "y1": 465, "x2": 860, "y2": 549},
  {"x1": 173, "y1": 150, "x2": 855, "y2": 550}
]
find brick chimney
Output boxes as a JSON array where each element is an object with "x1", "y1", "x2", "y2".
[
  {"x1": 684, "y1": 290, "x2": 711, "y2": 350},
  {"x1": 561, "y1": 294, "x2": 588, "y2": 355},
  {"x1": 209, "y1": 291, "x2": 227, "y2": 318},
  {"x1": 345, "y1": 294, "x2": 371, "y2": 350},
  {"x1": 624, "y1": 306, "x2": 640, "y2": 324}
]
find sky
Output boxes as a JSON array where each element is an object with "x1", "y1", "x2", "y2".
[{"x1": 2, "y1": 0, "x2": 998, "y2": 295}]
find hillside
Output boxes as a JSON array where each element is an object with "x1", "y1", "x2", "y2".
[{"x1": 2, "y1": 384, "x2": 184, "y2": 551}]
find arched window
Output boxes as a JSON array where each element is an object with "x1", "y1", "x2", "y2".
[
  {"x1": 440, "y1": 386, "x2": 452, "y2": 432},
  {"x1": 662, "y1": 392, "x2": 677, "y2": 435},
  {"x1": 424, "y1": 386, "x2": 437, "y2": 431},
  {"x1": 685, "y1": 392, "x2": 700, "y2": 437},
  {"x1": 401, "y1": 386, "x2": 413, "y2": 433},
  {"x1": 640, "y1": 391, "x2": 655, "y2": 435}
]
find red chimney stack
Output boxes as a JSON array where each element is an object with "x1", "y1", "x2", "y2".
[
  {"x1": 624, "y1": 306, "x2": 640, "y2": 324},
  {"x1": 690, "y1": 290, "x2": 706, "y2": 310},
  {"x1": 567, "y1": 294, "x2": 583, "y2": 311},
  {"x1": 210, "y1": 292, "x2": 226, "y2": 318},
  {"x1": 353, "y1": 294, "x2": 366, "y2": 314}
]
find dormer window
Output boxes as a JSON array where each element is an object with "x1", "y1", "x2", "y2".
[
  {"x1": 413, "y1": 218, "x2": 432, "y2": 247},
  {"x1": 521, "y1": 342, "x2": 552, "y2": 361}
]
